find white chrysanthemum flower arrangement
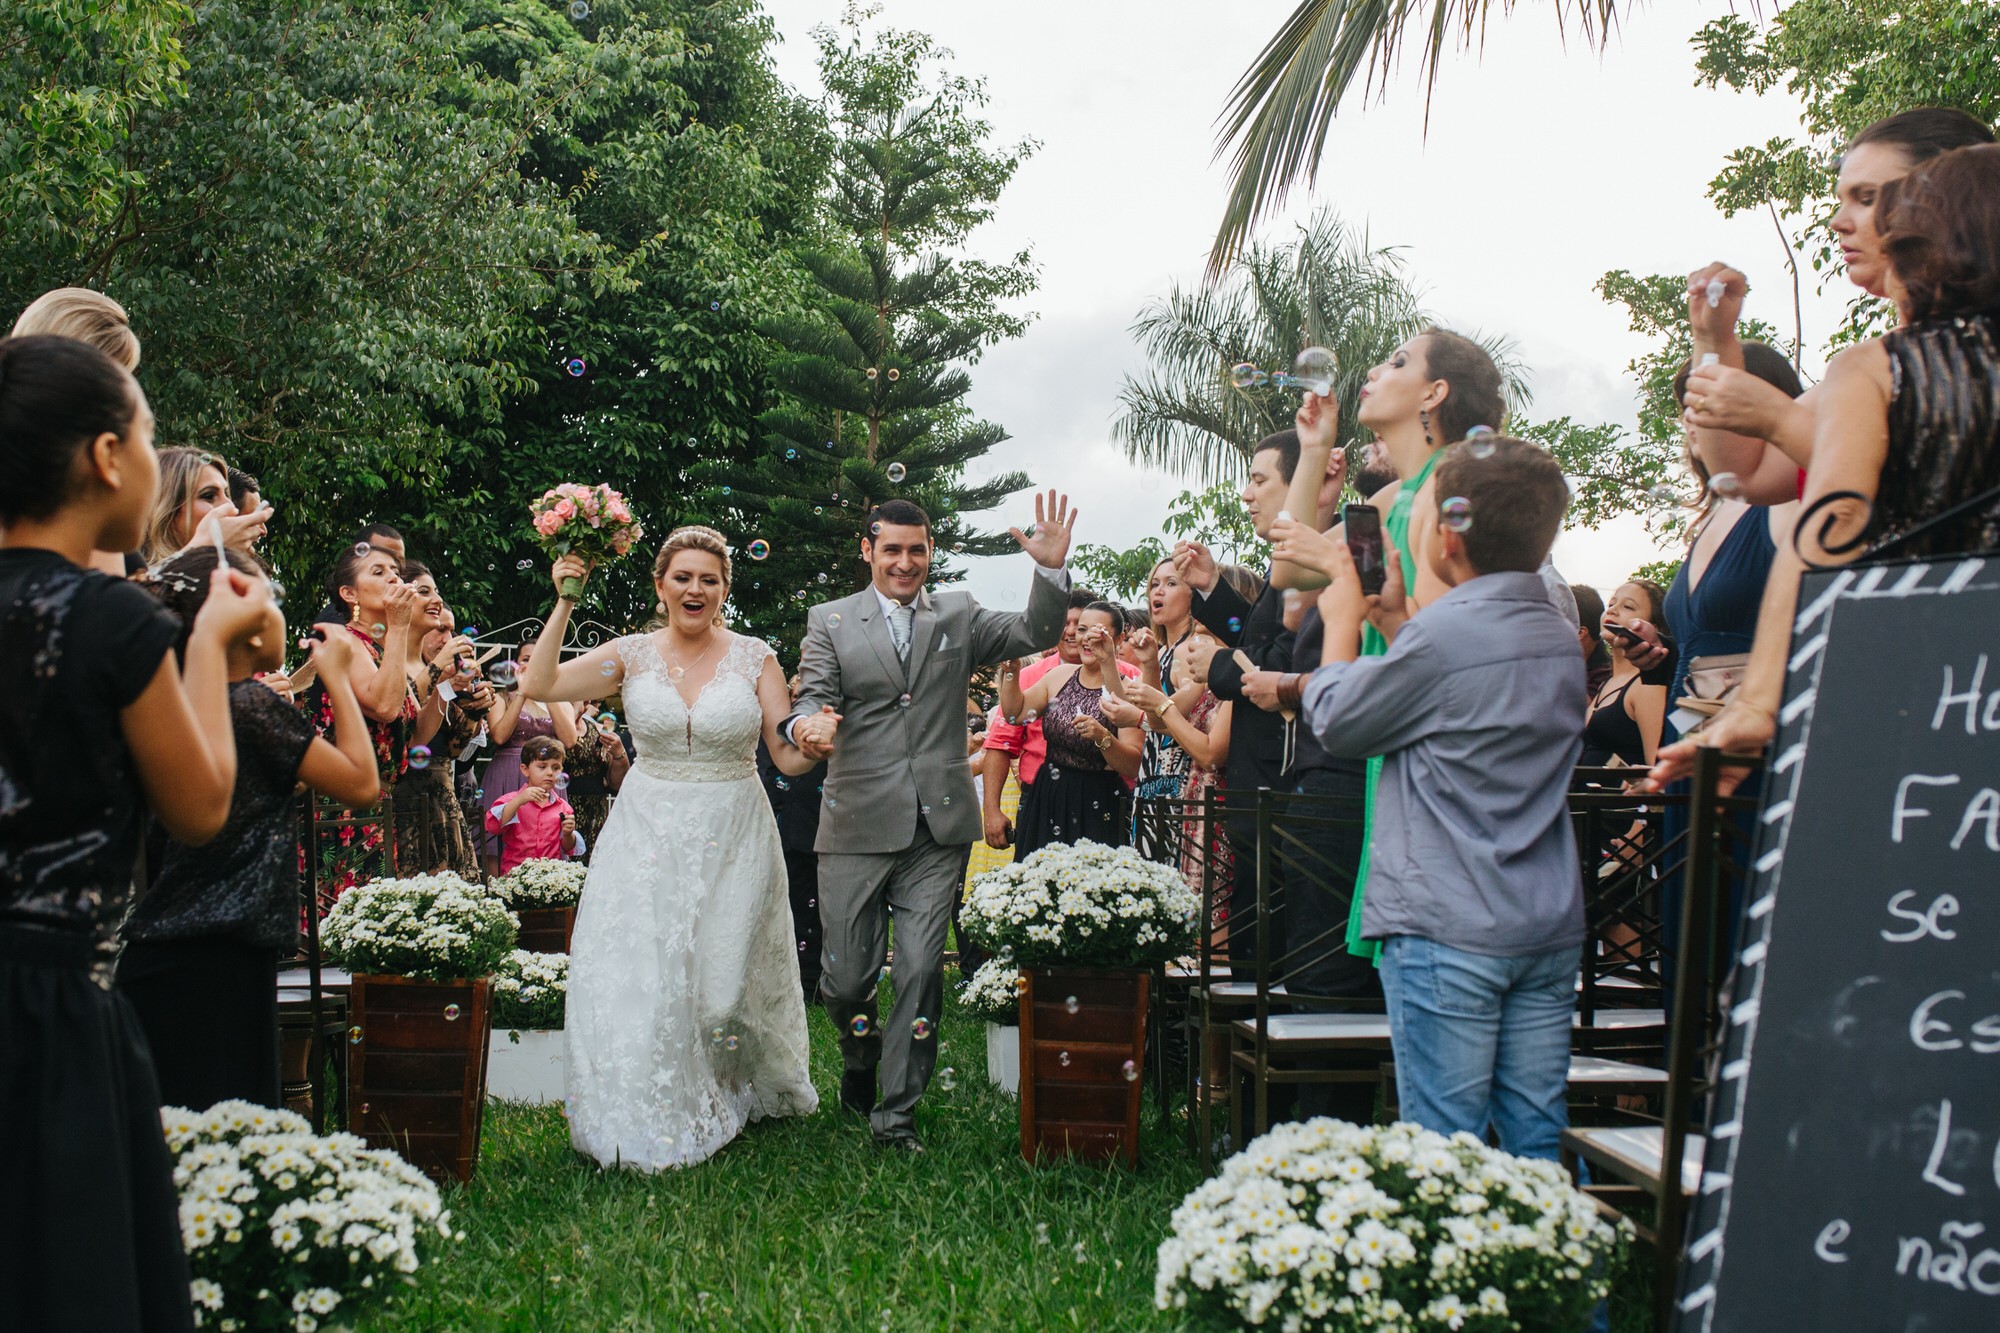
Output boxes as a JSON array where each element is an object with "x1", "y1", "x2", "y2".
[
  {"x1": 487, "y1": 857, "x2": 586, "y2": 910},
  {"x1": 163, "y1": 1100, "x2": 461, "y2": 1332},
  {"x1": 957, "y1": 955, "x2": 1023, "y2": 1024},
  {"x1": 959, "y1": 839, "x2": 1199, "y2": 967},
  {"x1": 489, "y1": 949, "x2": 569, "y2": 1031},
  {"x1": 320, "y1": 873, "x2": 517, "y2": 981},
  {"x1": 1155, "y1": 1119, "x2": 1629, "y2": 1332}
]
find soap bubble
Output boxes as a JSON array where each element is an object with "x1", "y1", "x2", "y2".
[
  {"x1": 1440, "y1": 496, "x2": 1474, "y2": 533},
  {"x1": 785, "y1": 449, "x2": 796, "y2": 461},
  {"x1": 353, "y1": 542, "x2": 372, "y2": 557},
  {"x1": 850, "y1": 1015, "x2": 872, "y2": 1037},
  {"x1": 462, "y1": 626, "x2": 479, "y2": 639},
  {"x1": 748, "y1": 539, "x2": 771, "y2": 561},
  {"x1": 348, "y1": 1026, "x2": 363, "y2": 1045},
  {"x1": 1646, "y1": 483, "x2": 1679, "y2": 507},
  {"x1": 1705, "y1": 278, "x2": 1725, "y2": 308},
  {"x1": 709, "y1": 300, "x2": 720, "y2": 311},
  {"x1": 724, "y1": 1034, "x2": 740, "y2": 1051},
  {"x1": 1013, "y1": 974, "x2": 1030, "y2": 995},
  {"x1": 488, "y1": 660, "x2": 519, "y2": 690},
  {"x1": 827, "y1": 613, "x2": 842, "y2": 628},
  {"x1": 936, "y1": 1067, "x2": 957, "y2": 1090},
  {"x1": 817, "y1": 573, "x2": 828, "y2": 584},
  {"x1": 565, "y1": 358, "x2": 586, "y2": 377},
  {"x1": 269, "y1": 580, "x2": 286, "y2": 607},
  {"x1": 1064, "y1": 995, "x2": 1080, "y2": 1015},
  {"x1": 443, "y1": 1004, "x2": 460, "y2": 1021},
  {"x1": 1228, "y1": 362, "x2": 1259, "y2": 389},
  {"x1": 407, "y1": 745, "x2": 432, "y2": 770},
  {"x1": 569, "y1": 0, "x2": 588, "y2": 17},
  {"x1": 886, "y1": 462, "x2": 907, "y2": 484},
  {"x1": 912, "y1": 1017, "x2": 933, "y2": 1040},
  {"x1": 599, "y1": 662, "x2": 618, "y2": 677},
  {"x1": 1058, "y1": 1051, "x2": 1071, "y2": 1067},
  {"x1": 952, "y1": 542, "x2": 965, "y2": 554},
  {"x1": 1464, "y1": 424, "x2": 1499, "y2": 459},
  {"x1": 886, "y1": 368, "x2": 901, "y2": 382},
  {"x1": 866, "y1": 367, "x2": 879, "y2": 380},
  {"x1": 1292, "y1": 346, "x2": 1337, "y2": 396},
  {"x1": 1709, "y1": 472, "x2": 1745, "y2": 500},
  {"x1": 1122, "y1": 1059, "x2": 1140, "y2": 1083},
  {"x1": 370, "y1": 623, "x2": 386, "y2": 636},
  {"x1": 516, "y1": 559, "x2": 533, "y2": 571},
  {"x1": 1226, "y1": 616, "x2": 1242, "y2": 633}
]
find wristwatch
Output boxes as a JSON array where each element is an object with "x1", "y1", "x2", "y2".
[{"x1": 1094, "y1": 734, "x2": 1113, "y2": 751}]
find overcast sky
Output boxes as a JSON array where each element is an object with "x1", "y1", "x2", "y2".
[{"x1": 756, "y1": 0, "x2": 1849, "y2": 606}]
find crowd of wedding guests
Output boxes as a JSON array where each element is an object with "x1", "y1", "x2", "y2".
[{"x1": 2, "y1": 105, "x2": 1997, "y2": 1330}]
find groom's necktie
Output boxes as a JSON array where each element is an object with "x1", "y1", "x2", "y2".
[{"x1": 890, "y1": 603, "x2": 914, "y2": 662}]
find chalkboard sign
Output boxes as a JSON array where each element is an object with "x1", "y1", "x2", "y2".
[{"x1": 1675, "y1": 557, "x2": 2000, "y2": 1332}]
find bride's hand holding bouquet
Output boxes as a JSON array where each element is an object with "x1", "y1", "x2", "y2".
[{"x1": 531, "y1": 482, "x2": 642, "y2": 601}]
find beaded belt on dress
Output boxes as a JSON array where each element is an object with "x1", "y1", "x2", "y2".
[{"x1": 634, "y1": 757, "x2": 756, "y2": 783}]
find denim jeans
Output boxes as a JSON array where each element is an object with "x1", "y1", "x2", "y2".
[{"x1": 1378, "y1": 934, "x2": 1580, "y2": 1162}]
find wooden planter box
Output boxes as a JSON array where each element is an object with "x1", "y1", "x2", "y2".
[
  {"x1": 348, "y1": 974, "x2": 493, "y2": 1184},
  {"x1": 1018, "y1": 966, "x2": 1150, "y2": 1168},
  {"x1": 514, "y1": 906, "x2": 577, "y2": 953}
]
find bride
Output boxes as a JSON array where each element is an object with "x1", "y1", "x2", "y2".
[{"x1": 521, "y1": 526, "x2": 830, "y2": 1168}]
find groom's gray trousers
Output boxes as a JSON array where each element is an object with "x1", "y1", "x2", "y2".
[{"x1": 818, "y1": 821, "x2": 972, "y2": 1138}]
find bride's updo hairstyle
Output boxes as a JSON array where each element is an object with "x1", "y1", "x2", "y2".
[{"x1": 653, "y1": 525, "x2": 733, "y2": 587}]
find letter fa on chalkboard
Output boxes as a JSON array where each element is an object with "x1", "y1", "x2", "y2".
[{"x1": 1675, "y1": 559, "x2": 2000, "y2": 1333}]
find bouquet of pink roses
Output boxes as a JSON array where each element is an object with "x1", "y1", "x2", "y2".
[{"x1": 530, "y1": 482, "x2": 643, "y2": 600}]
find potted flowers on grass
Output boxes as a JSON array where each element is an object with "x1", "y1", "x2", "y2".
[
  {"x1": 958, "y1": 956, "x2": 1025, "y2": 1095},
  {"x1": 959, "y1": 839, "x2": 1200, "y2": 1167},
  {"x1": 164, "y1": 1099, "x2": 460, "y2": 1332},
  {"x1": 319, "y1": 872, "x2": 517, "y2": 1183},
  {"x1": 488, "y1": 857, "x2": 587, "y2": 953},
  {"x1": 486, "y1": 949, "x2": 570, "y2": 1105},
  {"x1": 1155, "y1": 1118, "x2": 1630, "y2": 1331}
]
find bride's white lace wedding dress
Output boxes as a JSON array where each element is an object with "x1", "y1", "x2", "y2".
[{"x1": 565, "y1": 631, "x2": 817, "y2": 1169}]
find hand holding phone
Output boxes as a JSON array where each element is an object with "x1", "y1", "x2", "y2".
[{"x1": 1343, "y1": 503, "x2": 1386, "y2": 597}]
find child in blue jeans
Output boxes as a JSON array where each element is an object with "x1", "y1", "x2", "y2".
[{"x1": 1274, "y1": 435, "x2": 1584, "y2": 1161}]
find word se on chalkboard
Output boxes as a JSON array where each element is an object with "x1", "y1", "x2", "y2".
[{"x1": 1676, "y1": 557, "x2": 2000, "y2": 1332}]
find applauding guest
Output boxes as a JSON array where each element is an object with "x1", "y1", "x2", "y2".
[
  {"x1": 997, "y1": 601, "x2": 1143, "y2": 858},
  {"x1": 1, "y1": 334, "x2": 268, "y2": 1331},
  {"x1": 1290, "y1": 435, "x2": 1583, "y2": 1158},
  {"x1": 122, "y1": 552, "x2": 380, "y2": 1111}
]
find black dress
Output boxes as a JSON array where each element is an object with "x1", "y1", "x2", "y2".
[
  {"x1": 1866, "y1": 315, "x2": 2000, "y2": 559},
  {"x1": 1011, "y1": 670, "x2": 1128, "y2": 859},
  {"x1": 121, "y1": 680, "x2": 318, "y2": 1111},
  {"x1": 0, "y1": 548, "x2": 195, "y2": 1333}
]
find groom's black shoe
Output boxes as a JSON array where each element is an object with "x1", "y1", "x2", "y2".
[{"x1": 839, "y1": 1071, "x2": 875, "y2": 1118}]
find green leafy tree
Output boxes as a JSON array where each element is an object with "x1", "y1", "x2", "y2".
[
  {"x1": 698, "y1": 13, "x2": 1039, "y2": 661},
  {"x1": 1693, "y1": 0, "x2": 2000, "y2": 345},
  {"x1": 1115, "y1": 209, "x2": 1526, "y2": 485},
  {"x1": 428, "y1": 0, "x2": 832, "y2": 633},
  {"x1": 1208, "y1": 1, "x2": 1618, "y2": 268},
  {"x1": 1070, "y1": 538, "x2": 1170, "y2": 603},
  {"x1": 1164, "y1": 483, "x2": 1261, "y2": 566},
  {"x1": 0, "y1": 0, "x2": 597, "y2": 600}
]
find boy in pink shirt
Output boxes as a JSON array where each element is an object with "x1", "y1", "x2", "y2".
[{"x1": 484, "y1": 735, "x2": 586, "y2": 875}]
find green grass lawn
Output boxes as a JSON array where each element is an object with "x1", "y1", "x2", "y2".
[{"x1": 360, "y1": 983, "x2": 1652, "y2": 1332}]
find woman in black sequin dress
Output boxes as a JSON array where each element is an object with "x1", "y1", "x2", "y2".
[
  {"x1": 120, "y1": 550, "x2": 380, "y2": 1111},
  {"x1": 1657, "y1": 143, "x2": 2000, "y2": 783},
  {"x1": 996, "y1": 601, "x2": 1143, "y2": 858},
  {"x1": 0, "y1": 335, "x2": 267, "y2": 1331}
]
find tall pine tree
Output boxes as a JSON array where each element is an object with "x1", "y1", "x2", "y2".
[{"x1": 701, "y1": 16, "x2": 1038, "y2": 662}]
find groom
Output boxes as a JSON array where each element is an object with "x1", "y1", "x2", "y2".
[{"x1": 789, "y1": 492, "x2": 1076, "y2": 1151}]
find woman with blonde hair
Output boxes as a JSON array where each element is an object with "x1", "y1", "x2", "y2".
[
  {"x1": 136, "y1": 446, "x2": 273, "y2": 567},
  {"x1": 520, "y1": 525, "x2": 826, "y2": 1170},
  {"x1": 10, "y1": 287, "x2": 141, "y2": 370}
]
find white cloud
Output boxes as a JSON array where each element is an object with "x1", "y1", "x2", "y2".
[{"x1": 759, "y1": 0, "x2": 1844, "y2": 603}]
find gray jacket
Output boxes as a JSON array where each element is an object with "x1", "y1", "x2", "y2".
[{"x1": 791, "y1": 568, "x2": 1069, "y2": 854}]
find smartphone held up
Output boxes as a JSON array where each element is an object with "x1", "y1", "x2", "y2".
[{"x1": 1343, "y1": 504, "x2": 1386, "y2": 597}]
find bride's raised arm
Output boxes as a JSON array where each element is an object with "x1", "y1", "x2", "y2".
[
  {"x1": 520, "y1": 555, "x2": 625, "y2": 704},
  {"x1": 757, "y1": 653, "x2": 830, "y2": 776}
]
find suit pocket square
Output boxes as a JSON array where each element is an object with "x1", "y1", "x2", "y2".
[{"x1": 936, "y1": 632, "x2": 950, "y2": 650}]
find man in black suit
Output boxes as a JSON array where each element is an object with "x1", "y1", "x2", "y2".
[{"x1": 1175, "y1": 428, "x2": 1345, "y2": 969}]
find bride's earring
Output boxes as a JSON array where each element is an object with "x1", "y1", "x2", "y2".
[{"x1": 656, "y1": 600, "x2": 667, "y2": 616}]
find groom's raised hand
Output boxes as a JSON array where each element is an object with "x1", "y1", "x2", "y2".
[{"x1": 1009, "y1": 489, "x2": 1077, "y2": 570}]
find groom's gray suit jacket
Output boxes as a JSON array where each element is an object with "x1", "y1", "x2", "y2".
[{"x1": 790, "y1": 570, "x2": 1068, "y2": 854}]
